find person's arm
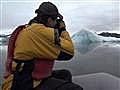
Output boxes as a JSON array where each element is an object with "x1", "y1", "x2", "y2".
[
  {"x1": 56, "y1": 31, "x2": 74, "y2": 60},
  {"x1": 26, "y1": 23, "x2": 74, "y2": 61},
  {"x1": 55, "y1": 20, "x2": 74, "y2": 60}
]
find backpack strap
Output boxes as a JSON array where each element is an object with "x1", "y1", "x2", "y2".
[
  {"x1": 4, "y1": 25, "x2": 26, "y2": 78},
  {"x1": 7, "y1": 25, "x2": 26, "y2": 60}
]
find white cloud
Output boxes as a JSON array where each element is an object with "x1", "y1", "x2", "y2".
[{"x1": 1, "y1": 0, "x2": 119, "y2": 36}]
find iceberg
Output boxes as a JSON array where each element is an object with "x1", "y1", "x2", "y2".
[
  {"x1": 72, "y1": 29, "x2": 120, "y2": 43},
  {"x1": 71, "y1": 29, "x2": 120, "y2": 54},
  {"x1": 72, "y1": 29, "x2": 101, "y2": 44}
]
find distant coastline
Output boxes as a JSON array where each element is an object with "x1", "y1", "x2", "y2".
[{"x1": 98, "y1": 32, "x2": 120, "y2": 38}]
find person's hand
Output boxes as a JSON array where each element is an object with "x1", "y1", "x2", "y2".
[
  {"x1": 59, "y1": 20, "x2": 66, "y2": 29},
  {"x1": 54, "y1": 19, "x2": 66, "y2": 36},
  {"x1": 56, "y1": 19, "x2": 66, "y2": 36}
]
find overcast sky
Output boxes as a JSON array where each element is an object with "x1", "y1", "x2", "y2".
[{"x1": 0, "y1": 0, "x2": 119, "y2": 35}]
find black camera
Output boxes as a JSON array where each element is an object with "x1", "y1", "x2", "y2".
[
  {"x1": 54, "y1": 19, "x2": 64, "y2": 29},
  {"x1": 54, "y1": 19, "x2": 66, "y2": 45},
  {"x1": 54, "y1": 19, "x2": 66, "y2": 36}
]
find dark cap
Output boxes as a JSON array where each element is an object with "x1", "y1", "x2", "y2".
[{"x1": 35, "y1": 2, "x2": 63, "y2": 19}]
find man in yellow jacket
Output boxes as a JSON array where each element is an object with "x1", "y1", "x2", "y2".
[{"x1": 2, "y1": 2, "x2": 83, "y2": 90}]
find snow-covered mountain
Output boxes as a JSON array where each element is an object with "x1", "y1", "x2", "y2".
[{"x1": 72, "y1": 29, "x2": 120, "y2": 43}]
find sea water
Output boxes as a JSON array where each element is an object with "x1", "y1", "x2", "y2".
[{"x1": 0, "y1": 42, "x2": 120, "y2": 86}]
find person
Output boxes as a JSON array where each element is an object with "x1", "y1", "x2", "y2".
[{"x1": 2, "y1": 2, "x2": 83, "y2": 90}]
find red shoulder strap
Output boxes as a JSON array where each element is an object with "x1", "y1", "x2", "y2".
[
  {"x1": 4, "y1": 25, "x2": 25, "y2": 77},
  {"x1": 7, "y1": 25, "x2": 25, "y2": 60}
]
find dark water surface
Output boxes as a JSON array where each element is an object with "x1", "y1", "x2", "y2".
[
  {"x1": 54, "y1": 42, "x2": 120, "y2": 77},
  {"x1": 0, "y1": 42, "x2": 120, "y2": 86}
]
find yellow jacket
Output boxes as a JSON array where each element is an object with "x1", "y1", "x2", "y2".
[
  {"x1": 14, "y1": 23, "x2": 74, "y2": 60},
  {"x1": 2, "y1": 23, "x2": 74, "y2": 90}
]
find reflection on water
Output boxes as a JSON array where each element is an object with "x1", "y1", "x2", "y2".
[
  {"x1": 0, "y1": 45, "x2": 7, "y2": 86},
  {"x1": 74, "y1": 42, "x2": 101, "y2": 54},
  {"x1": 54, "y1": 42, "x2": 120, "y2": 77},
  {"x1": 0, "y1": 42, "x2": 120, "y2": 86},
  {"x1": 0, "y1": 36, "x2": 9, "y2": 45}
]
